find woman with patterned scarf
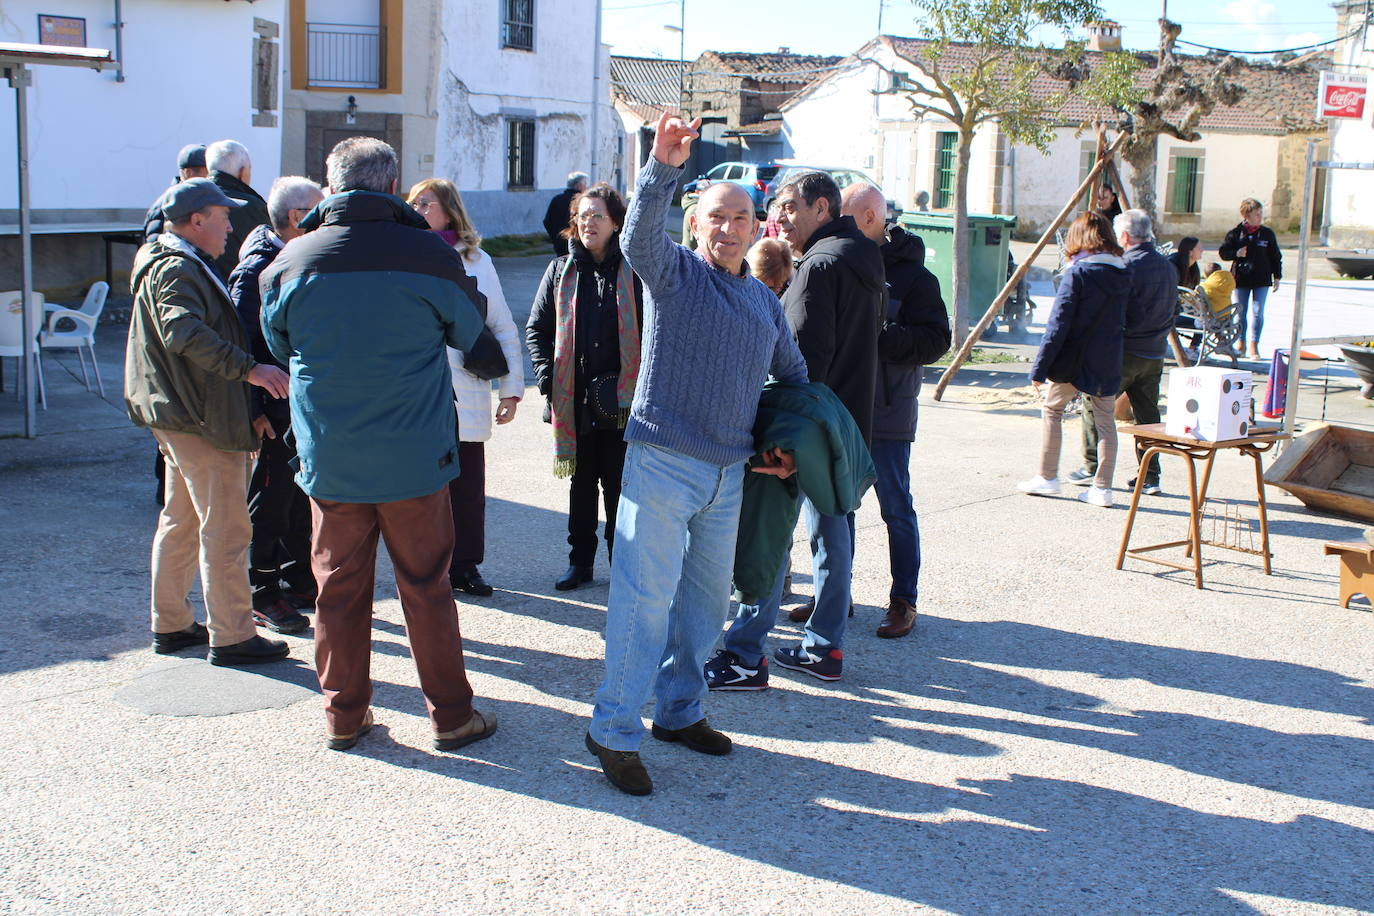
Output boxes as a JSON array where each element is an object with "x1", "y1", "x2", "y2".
[{"x1": 526, "y1": 183, "x2": 643, "y2": 592}]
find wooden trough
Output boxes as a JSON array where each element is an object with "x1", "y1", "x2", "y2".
[{"x1": 1265, "y1": 423, "x2": 1374, "y2": 523}]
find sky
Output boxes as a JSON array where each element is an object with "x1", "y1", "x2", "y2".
[{"x1": 601, "y1": 0, "x2": 1340, "y2": 61}]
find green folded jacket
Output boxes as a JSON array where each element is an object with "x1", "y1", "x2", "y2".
[{"x1": 733, "y1": 381, "x2": 876, "y2": 604}]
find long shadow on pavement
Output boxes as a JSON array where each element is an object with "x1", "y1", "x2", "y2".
[{"x1": 338, "y1": 603, "x2": 1374, "y2": 911}]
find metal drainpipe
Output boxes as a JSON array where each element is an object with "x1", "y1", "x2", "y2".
[
  {"x1": 589, "y1": 0, "x2": 603, "y2": 183},
  {"x1": 114, "y1": 0, "x2": 125, "y2": 82}
]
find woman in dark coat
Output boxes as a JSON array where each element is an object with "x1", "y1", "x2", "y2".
[
  {"x1": 1218, "y1": 197, "x2": 1282, "y2": 359},
  {"x1": 526, "y1": 183, "x2": 643, "y2": 592},
  {"x1": 1019, "y1": 211, "x2": 1130, "y2": 508}
]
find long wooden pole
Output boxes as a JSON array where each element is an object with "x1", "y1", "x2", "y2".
[{"x1": 933, "y1": 130, "x2": 1130, "y2": 401}]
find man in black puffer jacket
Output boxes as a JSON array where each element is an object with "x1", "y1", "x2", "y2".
[
  {"x1": 715, "y1": 169, "x2": 884, "y2": 687},
  {"x1": 842, "y1": 183, "x2": 950, "y2": 640},
  {"x1": 206, "y1": 139, "x2": 271, "y2": 279},
  {"x1": 227, "y1": 176, "x2": 324, "y2": 637}
]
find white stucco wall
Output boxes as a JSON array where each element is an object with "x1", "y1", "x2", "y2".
[
  {"x1": 780, "y1": 53, "x2": 884, "y2": 177},
  {"x1": 0, "y1": 0, "x2": 285, "y2": 219},
  {"x1": 1007, "y1": 131, "x2": 1091, "y2": 235},
  {"x1": 433, "y1": 0, "x2": 613, "y2": 238},
  {"x1": 1007, "y1": 128, "x2": 1282, "y2": 241},
  {"x1": 1156, "y1": 132, "x2": 1281, "y2": 240}
]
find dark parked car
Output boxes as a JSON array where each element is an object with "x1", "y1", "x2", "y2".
[{"x1": 763, "y1": 166, "x2": 902, "y2": 225}]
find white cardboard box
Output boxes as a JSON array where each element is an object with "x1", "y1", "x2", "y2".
[{"x1": 1165, "y1": 367, "x2": 1253, "y2": 440}]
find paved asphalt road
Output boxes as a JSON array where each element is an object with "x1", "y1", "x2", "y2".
[{"x1": 2, "y1": 233, "x2": 1372, "y2": 914}]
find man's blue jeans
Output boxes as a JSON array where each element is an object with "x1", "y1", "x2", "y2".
[
  {"x1": 870, "y1": 438, "x2": 920, "y2": 604},
  {"x1": 723, "y1": 495, "x2": 854, "y2": 666},
  {"x1": 590, "y1": 442, "x2": 745, "y2": 752}
]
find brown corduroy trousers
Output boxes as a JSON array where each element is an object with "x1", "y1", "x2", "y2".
[{"x1": 310, "y1": 487, "x2": 476, "y2": 736}]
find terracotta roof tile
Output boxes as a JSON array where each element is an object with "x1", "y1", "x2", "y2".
[
  {"x1": 698, "y1": 50, "x2": 843, "y2": 82},
  {"x1": 884, "y1": 36, "x2": 1324, "y2": 135}
]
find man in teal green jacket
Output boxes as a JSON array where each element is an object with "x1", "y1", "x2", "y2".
[{"x1": 260, "y1": 137, "x2": 504, "y2": 754}]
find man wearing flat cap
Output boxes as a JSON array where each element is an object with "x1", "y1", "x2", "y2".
[{"x1": 126, "y1": 178, "x2": 295, "y2": 666}]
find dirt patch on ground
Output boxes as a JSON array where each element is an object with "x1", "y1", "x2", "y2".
[{"x1": 953, "y1": 386, "x2": 1044, "y2": 409}]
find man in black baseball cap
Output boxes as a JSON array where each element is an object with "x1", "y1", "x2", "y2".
[
  {"x1": 177, "y1": 143, "x2": 208, "y2": 177},
  {"x1": 126, "y1": 176, "x2": 294, "y2": 668},
  {"x1": 143, "y1": 143, "x2": 209, "y2": 243}
]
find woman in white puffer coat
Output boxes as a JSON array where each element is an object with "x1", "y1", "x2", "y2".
[{"x1": 407, "y1": 178, "x2": 525, "y2": 596}]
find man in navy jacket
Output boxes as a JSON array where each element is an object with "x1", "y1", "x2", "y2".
[{"x1": 841, "y1": 183, "x2": 950, "y2": 639}]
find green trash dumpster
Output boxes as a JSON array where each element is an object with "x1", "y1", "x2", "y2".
[{"x1": 898, "y1": 211, "x2": 1017, "y2": 325}]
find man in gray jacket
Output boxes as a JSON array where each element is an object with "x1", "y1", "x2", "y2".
[{"x1": 1070, "y1": 208, "x2": 1177, "y2": 495}]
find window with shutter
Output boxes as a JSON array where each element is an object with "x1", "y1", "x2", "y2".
[
  {"x1": 934, "y1": 132, "x2": 957, "y2": 209},
  {"x1": 507, "y1": 119, "x2": 536, "y2": 189},
  {"x1": 503, "y1": 0, "x2": 534, "y2": 51}
]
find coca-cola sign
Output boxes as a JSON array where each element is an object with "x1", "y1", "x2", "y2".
[{"x1": 1318, "y1": 71, "x2": 1368, "y2": 120}]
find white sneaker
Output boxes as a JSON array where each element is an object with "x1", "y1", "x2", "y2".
[
  {"x1": 1078, "y1": 486, "x2": 1113, "y2": 507},
  {"x1": 1017, "y1": 475, "x2": 1061, "y2": 497}
]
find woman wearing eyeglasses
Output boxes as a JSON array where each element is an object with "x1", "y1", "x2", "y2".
[
  {"x1": 526, "y1": 183, "x2": 643, "y2": 592},
  {"x1": 407, "y1": 178, "x2": 524, "y2": 597}
]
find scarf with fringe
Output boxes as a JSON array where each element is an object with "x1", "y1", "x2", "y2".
[{"x1": 551, "y1": 246, "x2": 640, "y2": 478}]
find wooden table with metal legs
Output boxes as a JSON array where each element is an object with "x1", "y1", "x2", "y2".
[{"x1": 1115, "y1": 423, "x2": 1288, "y2": 588}]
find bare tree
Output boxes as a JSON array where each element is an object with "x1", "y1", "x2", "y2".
[
  {"x1": 887, "y1": 0, "x2": 1117, "y2": 344},
  {"x1": 1119, "y1": 20, "x2": 1244, "y2": 222}
]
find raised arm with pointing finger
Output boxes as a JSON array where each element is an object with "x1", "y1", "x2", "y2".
[{"x1": 584, "y1": 112, "x2": 806, "y2": 797}]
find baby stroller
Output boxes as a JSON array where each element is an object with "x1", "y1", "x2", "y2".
[{"x1": 1177, "y1": 285, "x2": 1241, "y2": 368}]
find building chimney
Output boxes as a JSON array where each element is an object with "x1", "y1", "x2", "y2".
[{"x1": 1086, "y1": 20, "x2": 1122, "y2": 52}]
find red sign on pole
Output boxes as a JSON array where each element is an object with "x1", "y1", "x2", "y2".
[{"x1": 1318, "y1": 71, "x2": 1368, "y2": 120}]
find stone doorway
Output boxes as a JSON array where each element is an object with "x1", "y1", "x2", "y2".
[{"x1": 304, "y1": 109, "x2": 404, "y2": 187}]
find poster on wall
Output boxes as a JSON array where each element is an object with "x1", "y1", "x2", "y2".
[
  {"x1": 38, "y1": 15, "x2": 87, "y2": 48},
  {"x1": 1317, "y1": 70, "x2": 1368, "y2": 121}
]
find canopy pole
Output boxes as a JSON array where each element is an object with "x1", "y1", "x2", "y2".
[
  {"x1": 10, "y1": 63, "x2": 36, "y2": 438},
  {"x1": 1280, "y1": 139, "x2": 1317, "y2": 445}
]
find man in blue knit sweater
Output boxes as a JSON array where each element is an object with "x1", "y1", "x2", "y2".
[{"x1": 586, "y1": 113, "x2": 808, "y2": 796}]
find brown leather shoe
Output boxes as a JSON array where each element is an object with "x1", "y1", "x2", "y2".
[
  {"x1": 787, "y1": 597, "x2": 855, "y2": 623},
  {"x1": 326, "y1": 708, "x2": 374, "y2": 751},
  {"x1": 434, "y1": 709, "x2": 498, "y2": 751},
  {"x1": 651, "y1": 718, "x2": 732, "y2": 755},
  {"x1": 585, "y1": 731, "x2": 653, "y2": 795},
  {"x1": 876, "y1": 597, "x2": 917, "y2": 639}
]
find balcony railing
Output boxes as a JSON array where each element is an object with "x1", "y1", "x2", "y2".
[{"x1": 307, "y1": 22, "x2": 383, "y2": 89}]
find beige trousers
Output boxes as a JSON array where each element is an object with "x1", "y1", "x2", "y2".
[
  {"x1": 1040, "y1": 382, "x2": 1117, "y2": 490},
  {"x1": 150, "y1": 429, "x2": 257, "y2": 647}
]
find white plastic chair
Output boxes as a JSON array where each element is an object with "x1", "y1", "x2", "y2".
[
  {"x1": 0, "y1": 290, "x2": 47, "y2": 408},
  {"x1": 40, "y1": 281, "x2": 108, "y2": 396}
]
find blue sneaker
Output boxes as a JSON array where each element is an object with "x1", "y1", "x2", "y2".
[
  {"x1": 704, "y1": 649, "x2": 768, "y2": 691},
  {"x1": 773, "y1": 645, "x2": 843, "y2": 682}
]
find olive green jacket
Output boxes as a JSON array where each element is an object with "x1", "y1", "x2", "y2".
[{"x1": 124, "y1": 235, "x2": 259, "y2": 452}]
